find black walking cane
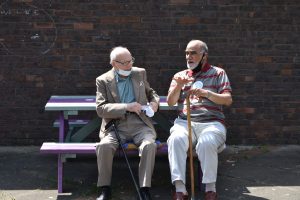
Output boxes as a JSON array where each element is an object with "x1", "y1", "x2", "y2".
[
  {"x1": 105, "y1": 120, "x2": 143, "y2": 200},
  {"x1": 186, "y1": 95, "x2": 196, "y2": 200}
]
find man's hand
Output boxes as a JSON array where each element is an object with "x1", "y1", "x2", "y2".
[
  {"x1": 149, "y1": 102, "x2": 158, "y2": 112},
  {"x1": 189, "y1": 88, "x2": 209, "y2": 99},
  {"x1": 173, "y1": 76, "x2": 194, "y2": 87},
  {"x1": 126, "y1": 102, "x2": 142, "y2": 115}
]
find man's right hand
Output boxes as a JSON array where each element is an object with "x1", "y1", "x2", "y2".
[
  {"x1": 126, "y1": 102, "x2": 142, "y2": 115},
  {"x1": 173, "y1": 76, "x2": 194, "y2": 87}
]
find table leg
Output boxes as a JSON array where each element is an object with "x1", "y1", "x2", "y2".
[
  {"x1": 59, "y1": 112, "x2": 65, "y2": 143},
  {"x1": 58, "y1": 154, "x2": 63, "y2": 193},
  {"x1": 59, "y1": 111, "x2": 69, "y2": 143}
]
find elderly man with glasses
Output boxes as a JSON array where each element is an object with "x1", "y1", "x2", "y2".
[
  {"x1": 95, "y1": 46, "x2": 159, "y2": 200},
  {"x1": 167, "y1": 40, "x2": 232, "y2": 200}
]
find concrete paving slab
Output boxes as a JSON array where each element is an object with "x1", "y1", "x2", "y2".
[{"x1": 0, "y1": 145, "x2": 299, "y2": 200}]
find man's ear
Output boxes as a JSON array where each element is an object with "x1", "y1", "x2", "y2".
[{"x1": 110, "y1": 60, "x2": 115, "y2": 66}]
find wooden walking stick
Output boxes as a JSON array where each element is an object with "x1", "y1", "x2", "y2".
[{"x1": 186, "y1": 94, "x2": 195, "y2": 200}]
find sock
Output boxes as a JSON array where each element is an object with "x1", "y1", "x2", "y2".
[
  {"x1": 205, "y1": 182, "x2": 216, "y2": 192},
  {"x1": 140, "y1": 187, "x2": 149, "y2": 192},
  {"x1": 175, "y1": 180, "x2": 187, "y2": 194}
]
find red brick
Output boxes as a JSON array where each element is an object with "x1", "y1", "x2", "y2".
[
  {"x1": 282, "y1": 126, "x2": 300, "y2": 132},
  {"x1": 281, "y1": 69, "x2": 292, "y2": 76},
  {"x1": 178, "y1": 16, "x2": 199, "y2": 24},
  {"x1": 102, "y1": 4, "x2": 122, "y2": 10},
  {"x1": 26, "y1": 75, "x2": 36, "y2": 81},
  {"x1": 100, "y1": 16, "x2": 140, "y2": 24},
  {"x1": 169, "y1": 0, "x2": 191, "y2": 4},
  {"x1": 36, "y1": 82, "x2": 44, "y2": 88},
  {"x1": 244, "y1": 76, "x2": 255, "y2": 82},
  {"x1": 255, "y1": 56, "x2": 273, "y2": 63},
  {"x1": 33, "y1": 23, "x2": 54, "y2": 29},
  {"x1": 249, "y1": 12, "x2": 255, "y2": 18},
  {"x1": 236, "y1": 108, "x2": 255, "y2": 114},
  {"x1": 74, "y1": 23, "x2": 94, "y2": 30},
  {"x1": 13, "y1": 0, "x2": 33, "y2": 2}
]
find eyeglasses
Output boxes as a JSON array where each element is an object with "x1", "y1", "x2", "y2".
[
  {"x1": 185, "y1": 51, "x2": 205, "y2": 56},
  {"x1": 114, "y1": 57, "x2": 135, "y2": 66}
]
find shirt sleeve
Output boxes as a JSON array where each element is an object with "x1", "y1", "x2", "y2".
[{"x1": 217, "y1": 69, "x2": 232, "y2": 94}]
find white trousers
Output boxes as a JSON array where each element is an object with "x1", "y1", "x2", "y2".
[{"x1": 167, "y1": 118, "x2": 226, "y2": 184}]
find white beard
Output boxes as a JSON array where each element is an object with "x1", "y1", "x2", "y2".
[{"x1": 187, "y1": 61, "x2": 200, "y2": 70}]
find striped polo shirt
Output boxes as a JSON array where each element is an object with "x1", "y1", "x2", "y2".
[{"x1": 168, "y1": 63, "x2": 232, "y2": 124}]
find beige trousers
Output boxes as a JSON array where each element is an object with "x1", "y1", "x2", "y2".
[{"x1": 96, "y1": 113, "x2": 157, "y2": 187}]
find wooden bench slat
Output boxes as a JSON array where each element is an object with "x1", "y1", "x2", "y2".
[
  {"x1": 40, "y1": 142, "x2": 96, "y2": 154},
  {"x1": 40, "y1": 141, "x2": 168, "y2": 155}
]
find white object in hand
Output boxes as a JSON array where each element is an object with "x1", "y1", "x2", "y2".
[
  {"x1": 141, "y1": 105, "x2": 154, "y2": 117},
  {"x1": 192, "y1": 81, "x2": 203, "y2": 89}
]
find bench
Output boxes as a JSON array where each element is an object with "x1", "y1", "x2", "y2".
[
  {"x1": 40, "y1": 141, "x2": 168, "y2": 193},
  {"x1": 40, "y1": 141, "x2": 206, "y2": 193},
  {"x1": 48, "y1": 120, "x2": 205, "y2": 193}
]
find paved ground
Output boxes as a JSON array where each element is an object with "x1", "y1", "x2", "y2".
[{"x1": 0, "y1": 145, "x2": 299, "y2": 200}]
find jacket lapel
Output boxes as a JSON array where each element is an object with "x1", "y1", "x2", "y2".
[
  {"x1": 107, "y1": 69, "x2": 121, "y2": 103},
  {"x1": 131, "y1": 70, "x2": 140, "y2": 102}
]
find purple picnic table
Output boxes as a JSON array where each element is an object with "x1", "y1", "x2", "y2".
[{"x1": 43, "y1": 95, "x2": 176, "y2": 193}]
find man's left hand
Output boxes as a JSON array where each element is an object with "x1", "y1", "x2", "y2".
[
  {"x1": 149, "y1": 102, "x2": 158, "y2": 112},
  {"x1": 189, "y1": 88, "x2": 209, "y2": 99}
]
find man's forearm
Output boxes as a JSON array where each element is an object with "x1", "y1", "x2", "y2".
[
  {"x1": 167, "y1": 84, "x2": 182, "y2": 106},
  {"x1": 207, "y1": 91, "x2": 232, "y2": 106}
]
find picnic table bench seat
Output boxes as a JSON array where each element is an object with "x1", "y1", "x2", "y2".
[
  {"x1": 40, "y1": 140, "x2": 168, "y2": 193},
  {"x1": 40, "y1": 141, "x2": 206, "y2": 194}
]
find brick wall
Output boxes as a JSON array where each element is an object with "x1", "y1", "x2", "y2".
[{"x1": 0, "y1": 0, "x2": 299, "y2": 145}]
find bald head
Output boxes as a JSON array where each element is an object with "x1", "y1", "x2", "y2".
[{"x1": 186, "y1": 40, "x2": 208, "y2": 53}]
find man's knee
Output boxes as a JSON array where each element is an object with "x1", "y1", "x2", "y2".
[
  {"x1": 197, "y1": 135, "x2": 218, "y2": 152},
  {"x1": 144, "y1": 140, "x2": 156, "y2": 148},
  {"x1": 168, "y1": 132, "x2": 187, "y2": 145},
  {"x1": 96, "y1": 142, "x2": 117, "y2": 153},
  {"x1": 140, "y1": 140, "x2": 156, "y2": 151}
]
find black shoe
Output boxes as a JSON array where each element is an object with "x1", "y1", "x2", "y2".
[
  {"x1": 97, "y1": 186, "x2": 111, "y2": 200},
  {"x1": 137, "y1": 187, "x2": 152, "y2": 200}
]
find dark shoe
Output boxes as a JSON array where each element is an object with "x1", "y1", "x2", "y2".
[
  {"x1": 138, "y1": 187, "x2": 152, "y2": 200},
  {"x1": 172, "y1": 191, "x2": 188, "y2": 200},
  {"x1": 97, "y1": 186, "x2": 111, "y2": 200},
  {"x1": 204, "y1": 191, "x2": 218, "y2": 200}
]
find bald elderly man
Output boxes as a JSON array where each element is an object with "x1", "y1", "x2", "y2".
[
  {"x1": 167, "y1": 40, "x2": 232, "y2": 200},
  {"x1": 95, "y1": 46, "x2": 159, "y2": 200}
]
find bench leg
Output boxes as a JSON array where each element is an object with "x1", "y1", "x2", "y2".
[{"x1": 58, "y1": 154, "x2": 63, "y2": 193}]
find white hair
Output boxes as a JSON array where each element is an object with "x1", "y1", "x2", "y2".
[{"x1": 110, "y1": 46, "x2": 130, "y2": 64}]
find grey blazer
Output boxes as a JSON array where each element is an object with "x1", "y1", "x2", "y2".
[{"x1": 96, "y1": 67, "x2": 160, "y2": 137}]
